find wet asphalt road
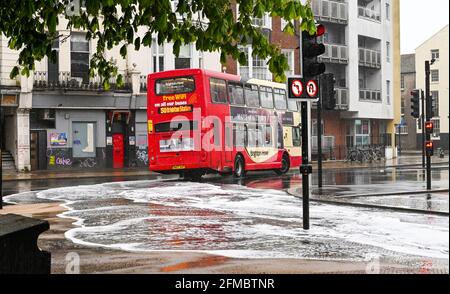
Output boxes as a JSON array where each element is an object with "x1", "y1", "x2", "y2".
[{"x1": 2, "y1": 163, "x2": 449, "y2": 269}]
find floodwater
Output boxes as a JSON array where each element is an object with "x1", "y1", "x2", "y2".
[{"x1": 4, "y1": 168, "x2": 449, "y2": 265}]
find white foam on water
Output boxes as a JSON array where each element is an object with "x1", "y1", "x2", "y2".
[{"x1": 5, "y1": 179, "x2": 449, "y2": 260}]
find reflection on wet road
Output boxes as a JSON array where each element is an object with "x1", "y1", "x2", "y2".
[{"x1": 5, "y1": 171, "x2": 449, "y2": 265}]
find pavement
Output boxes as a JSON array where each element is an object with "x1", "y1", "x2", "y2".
[{"x1": 2, "y1": 155, "x2": 448, "y2": 182}]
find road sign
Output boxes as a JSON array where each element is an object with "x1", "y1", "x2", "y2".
[
  {"x1": 288, "y1": 77, "x2": 319, "y2": 100},
  {"x1": 306, "y1": 80, "x2": 318, "y2": 98},
  {"x1": 291, "y1": 79, "x2": 303, "y2": 97}
]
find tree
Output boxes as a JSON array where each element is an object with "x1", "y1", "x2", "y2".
[{"x1": 0, "y1": 0, "x2": 317, "y2": 88}]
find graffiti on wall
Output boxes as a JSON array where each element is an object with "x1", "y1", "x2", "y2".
[
  {"x1": 136, "y1": 149, "x2": 149, "y2": 166},
  {"x1": 78, "y1": 158, "x2": 97, "y2": 168}
]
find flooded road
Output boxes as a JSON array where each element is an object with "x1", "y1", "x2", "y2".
[{"x1": 4, "y1": 165, "x2": 449, "y2": 266}]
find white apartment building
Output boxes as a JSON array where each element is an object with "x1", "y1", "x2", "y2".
[
  {"x1": 415, "y1": 25, "x2": 449, "y2": 150},
  {"x1": 0, "y1": 8, "x2": 221, "y2": 171},
  {"x1": 228, "y1": 0, "x2": 399, "y2": 159}
]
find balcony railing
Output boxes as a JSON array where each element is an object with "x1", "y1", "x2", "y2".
[
  {"x1": 358, "y1": 6, "x2": 381, "y2": 22},
  {"x1": 318, "y1": 43, "x2": 348, "y2": 64},
  {"x1": 359, "y1": 89, "x2": 382, "y2": 102},
  {"x1": 312, "y1": 0, "x2": 348, "y2": 24},
  {"x1": 359, "y1": 48, "x2": 381, "y2": 69},
  {"x1": 33, "y1": 71, "x2": 132, "y2": 92}
]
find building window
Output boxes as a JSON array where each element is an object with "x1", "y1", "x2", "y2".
[
  {"x1": 431, "y1": 49, "x2": 440, "y2": 60},
  {"x1": 152, "y1": 40, "x2": 164, "y2": 72},
  {"x1": 386, "y1": 41, "x2": 390, "y2": 63},
  {"x1": 252, "y1": 54, "x2": 269, "y2": 80},
  {"x1": 431, "y1": 119, "x2": 440, "y2": 137},
  {"x1": 175, "y1": 44, "x2": 191, "y2": 69},
  {"x1": 238, "y1": 46, "x2": 271, "y2": 80},
  {"x1": 386, "y1": 80, "x2": 391, "y2": 104},
  {"x1": 282, "y1": 50, "x2": 295, "y2": 77},
  {"x1": 70, "y1": 33, "x2": 90, "y2": 83},
  {"x1": 386, "y1": 3, "x2": 390, "y2": 20},
  {"x1": 312, "y1": 120, "x2": 324, "y2": 137},
  {"x1": 401, "y1": 97, "x2": 405, "y2": 116},
  {"x1": 431, "y1": 91, "x2": 439, "y2": 117},
  {"x1": 48, "y1": 37, "x2": 59, "y2": 83},
  {"x1": 355, "y1": 119, "x2": 370, "y2": 146},
  {"x1": 72, "y1": 122, "x2": 96, "y2": 158},
  {"x1": 400, "y1": 74, "x2": 405, "y2": 90},
  {"x1": 431, "y1": 70, "x2": 439, "y2": 82}
]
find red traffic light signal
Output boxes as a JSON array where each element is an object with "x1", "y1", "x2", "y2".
[
  {"x1": 425, "y1": 121, "x2": 434, "y2": 134},
  {"x1": 302, "y1": 24, "x2": 326, "y2": 78},
  {"x1": 425, "y1": 141, "x2": 434, "y2": 156}
]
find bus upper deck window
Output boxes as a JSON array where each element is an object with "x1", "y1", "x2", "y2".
[
  {"x1": 245, "y1": 84, "x2": 260, "y2": 108},
  {"x1": 274, "y1": 89, "x2": 287, "y2": 110},
  {"x1": 260, "y1": 86, "x2": 274, "y2": 109},
  {"x1": 210, "y1": 78, "x2": 228, "y2": 104},
  {"x1": 229, "y1": 83, "x2": 245, "y2": 105}
]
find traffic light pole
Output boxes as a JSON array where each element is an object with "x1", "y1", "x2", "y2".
[
  {"x1": 421, "y1": 90, "x2": 425, "y2": 170},
  {"x1": 300, "y1": 101, "x2": 310, "y2": 230},
  {"x1": 425, "y1": 61, "x2": 431, "y2": 190}
]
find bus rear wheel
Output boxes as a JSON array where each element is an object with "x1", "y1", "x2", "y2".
[
  {"x1": 233, "y1": 155, "x2": 246, "y2": 178},
  {"x1": 275, "y1": 154, "x2": 290, "y2": 175}
]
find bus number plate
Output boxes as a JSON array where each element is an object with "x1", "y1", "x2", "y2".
[{"x1": 172, "y1": 165, "x2": 186, "y2": 170}]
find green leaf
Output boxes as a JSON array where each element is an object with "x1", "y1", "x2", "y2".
[
  {"x1": 120, "y1": 44, "x2": 127, "y2": 57},
  {"x1": 134, "y1": 37, "x2": 141, "y2": 51}
]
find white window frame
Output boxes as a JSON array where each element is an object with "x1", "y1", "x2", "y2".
[
  {"x1": 236, "y1": 4, "x2": 272, "y2": 30},
  {"x1": 385, "y1": 2, "x2": 390, "y2": 21},
  {"x1": 282, "y1": 49, "x2": 295, "y2": 77},
  {"x1": 238, "y1": 46, "x2": 272, "y2": 80},
  {"x1": 152, "y1": 38, "x2": 165, "y2": 73},
  {"x1": 386, "y1": 80, "x2": 391, "y2": 104},
  {"x1": 431, "y1": 49, "x2": 440, "y2": 60},
  {"x1": 386, "y1": 41, "x2": 391, "y2": 63},
  {"x1": 431, "y1": 69, "x2": 439, "y2": 83}
]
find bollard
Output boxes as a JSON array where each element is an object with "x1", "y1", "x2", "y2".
[{"x1": 0, "y1": 214, "x2": 51, "y2": 274}]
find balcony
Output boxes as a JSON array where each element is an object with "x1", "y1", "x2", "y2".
[
  {"x1": 359, "y1": 89, "x2": 381, "y2": 102},
  {"x1": 358, "y1": 6, "x2": 381, "y2": 22},
  {"x1": 33, "y1": 71, "x2": 132, "y2": 92},
  {"x1": 358, "y1": 48, "x2": 381, "y2": 69},
  {"x1": 312, "y1": 0, "x2": 348, "y2": 24},
  {"x1": 318, "y1": 43, "x2": 348, "y2": 64}
]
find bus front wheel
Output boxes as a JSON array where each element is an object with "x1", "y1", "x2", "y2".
[{"x1": 234, "y1": 155, "x2": 246, "y2": 178}]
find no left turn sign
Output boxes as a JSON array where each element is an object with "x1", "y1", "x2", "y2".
[{"x1": 291, "y1": 79, "x2": 303, "y2": 97}]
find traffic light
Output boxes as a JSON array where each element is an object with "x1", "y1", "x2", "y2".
[
  {"x1": 302, "y1": 24, "x2": 326, "y2": 78},
  {"x1": 321, "y1": 73, "x2": 336, "y2": 110},
  {"x1": 410, "y1": 89, "x2": 420, "y2": 118},
  {"x1": 425, "y1": 121, "x2": 434, "y2": 135},
  {"x1": 425, "y1": 141, "x2": 434, "y2": 156}
]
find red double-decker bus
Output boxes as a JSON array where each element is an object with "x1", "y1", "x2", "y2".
[{"x1": 147, "y1": 69, "x2": 302, "y2": 179}]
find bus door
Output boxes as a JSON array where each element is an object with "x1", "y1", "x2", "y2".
[
  {"x1": 224, "y1": 122, "x2": 233, "y2": 163},
  {"x1": 210, "y1": 118, "x2": 222, "y2": 170}
]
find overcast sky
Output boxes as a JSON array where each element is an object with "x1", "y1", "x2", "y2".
[{"x1": 400, "y1": 0, "x2": 449, "y2": 54}]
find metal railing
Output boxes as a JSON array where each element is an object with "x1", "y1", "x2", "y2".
[
  {"x1": 359, "y1": 89, "x2": 382, "y2": 102},
  {"x1": 312, "y1": 0, "x2": 348, "y2": 23},
  {"x1": 318, "y1": 43, "x2": 348, "y2": 64},
  {"x1": 358, "y1": 6, "x2": 381, "y2": 22},
  {"x1": 359, "y1": 48, "x2": 381, "y2": 68},
  {"x1": 33, "y1": 71, "x2": 132, "y2": 92}
]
